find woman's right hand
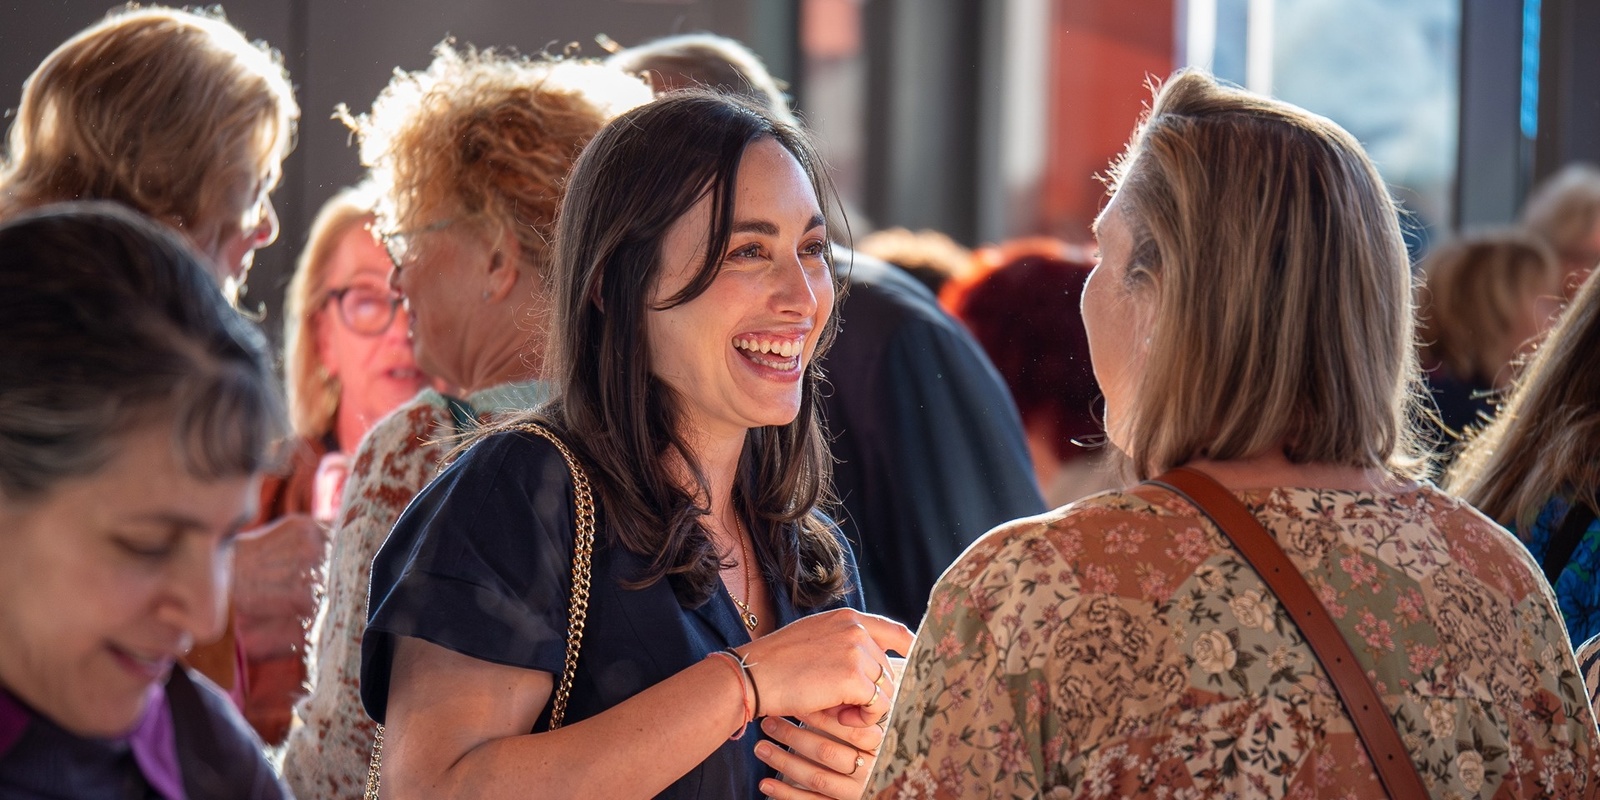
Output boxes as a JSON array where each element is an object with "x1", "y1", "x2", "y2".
[{"x1": 735, "y1": 608, "x2": 914, "y2": 726}]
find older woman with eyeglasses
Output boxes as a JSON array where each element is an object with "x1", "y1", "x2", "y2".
[
  {"x1": 218, "y1": 187, "x2": 434, "y2": 745},
  {"x1": 279, "y1": 46, "x2": 651, "y2": 798}
]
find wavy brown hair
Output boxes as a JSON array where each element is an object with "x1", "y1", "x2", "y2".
[
  {"x1": 513, "y1": 91, "x2": 849, "y2": 610},
  {"x1": 342, "y1": 43, "x2": 650, "y2": 281},
  {"x1": 1448, "y1": 269, "x2": 1600, "y2": 529}
]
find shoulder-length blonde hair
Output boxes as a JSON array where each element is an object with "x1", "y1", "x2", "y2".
[
  {"x1": 1448, "y1": 270, "x2": 1600, "y2": 528},
  {"x1": 0, "y1": 6, "x2": 297, "y2": 258},
  {"x1": 1102, "y1": 70, "x2": 1425, "y2": 480},
  {"x1": 1417, "y1": 231, "x2": 1559, "y2": 386},
  {"x1": 282, "y1": 187, "x2": 379, "y2": 442}
]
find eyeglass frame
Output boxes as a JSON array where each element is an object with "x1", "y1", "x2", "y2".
[
  {"x1": 380, "y1": 217, "x2": 458, "y2": 270},
  {"x1": 322, "y1": 284, "x2": 404, "y2": 336}
]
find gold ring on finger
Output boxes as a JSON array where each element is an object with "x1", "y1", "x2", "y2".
[
  {"x1": 849, "y1": 754, "x2": 865, "y2": 776},
  {"x1": 874, "y1": 663, "x2": 888, "y2": 687}
]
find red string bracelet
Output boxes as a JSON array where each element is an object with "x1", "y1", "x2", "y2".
[{"x1": 707, "y1": 650, "x2": 754, "y2": 740}]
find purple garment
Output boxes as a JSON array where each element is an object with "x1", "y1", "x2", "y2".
[
  {"x1": 0, "y1": 688, "x2": 25, "y2": 757},
  {"x1": 0, "y1": 682, "x2": 186, "y2": 800}
]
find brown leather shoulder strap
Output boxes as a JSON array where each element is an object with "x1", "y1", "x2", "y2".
[{"x1": 1148, "y1": 467, "x2": 1427, "y2": 799}]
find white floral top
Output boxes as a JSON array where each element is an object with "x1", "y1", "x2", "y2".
[
  {"x1": 280, "y1": 383, "x2": 548, "y2": 799},
  {"x1": 867, "y1": 484, "x2": 1600, "y2": 799}
]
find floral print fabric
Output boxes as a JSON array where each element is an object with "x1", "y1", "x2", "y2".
[{"x1": 867, "y1": 484, "x2": 1600, "y2": 799}]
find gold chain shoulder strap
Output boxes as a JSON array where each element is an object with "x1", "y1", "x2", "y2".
[{"x1": 364, "y1": 422, "x2": 598, "y2": 798}]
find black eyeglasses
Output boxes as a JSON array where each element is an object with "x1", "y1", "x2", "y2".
[{"x1": 325, "y1": 285, "x2": 402, "y2": 336}]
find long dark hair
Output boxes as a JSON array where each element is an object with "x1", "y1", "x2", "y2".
[{"x1": 515, "y1": 91, "x2": 848, "y2": 609}]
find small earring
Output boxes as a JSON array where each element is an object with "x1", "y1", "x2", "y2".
[{"x1": 482, "y1": 290, "x2": 491, "y2": 300}]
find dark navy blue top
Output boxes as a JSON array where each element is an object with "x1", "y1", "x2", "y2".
[{"x1": 362, "y1": 429, "x2": 863, "y2": 799}]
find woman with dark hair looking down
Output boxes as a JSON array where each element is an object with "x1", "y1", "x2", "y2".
[
  {"x1": 0, "y1": 203, "x2": 288, "y2": 798},
  {"x1": 359, "y1": 91, "x2": 913, "y2": 799}
]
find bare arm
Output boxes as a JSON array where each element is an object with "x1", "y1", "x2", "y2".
[{"x1": 381, "y1": 608, "x2": 914, "y2": 800}]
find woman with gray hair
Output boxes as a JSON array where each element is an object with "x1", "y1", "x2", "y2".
[
  {"x1": 0, "y1": 5, "x2": 316, "y2": 715},
  {"x1": 868, "y1": 70, "x2": 1600, "y2": 798},
  {"x1": 0, "y1": 203, "x2": 288, "y2": 798}
]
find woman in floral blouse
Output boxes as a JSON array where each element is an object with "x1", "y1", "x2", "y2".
[{"x1": 866, "y1": 70, "x2": 1600, "y2": 799}]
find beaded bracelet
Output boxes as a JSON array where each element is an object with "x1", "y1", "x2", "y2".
[{"x1": 707, "y1": 650, "x2": 754, "y2": 740}]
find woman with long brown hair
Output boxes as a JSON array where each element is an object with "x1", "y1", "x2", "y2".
[{"x1": 359, "y1": 91, "x2": 913, "y2": 799}]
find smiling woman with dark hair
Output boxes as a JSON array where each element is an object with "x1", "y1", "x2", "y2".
[
  {"x1": 0, "y1": 203, "x2": 287, "y2": 798},
  {"x1": 281, "y1": 46, "x2": 653, "y2": 798},
  {"x1": 359, "y1": 91, "x2": 913, "y2": 800}
]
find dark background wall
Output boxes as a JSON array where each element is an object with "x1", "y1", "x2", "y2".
[{"x1": 0, "y1": 0, "x2": 781, "y2": 345}]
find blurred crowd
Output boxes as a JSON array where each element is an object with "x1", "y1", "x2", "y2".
[{"x1": 1, "y1": 6, "x2": 1599, "y2": 800}]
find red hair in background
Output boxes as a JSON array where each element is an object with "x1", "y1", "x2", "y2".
[{"x1": 941, "y1": 238, "x2": 1101, "y2": 463}]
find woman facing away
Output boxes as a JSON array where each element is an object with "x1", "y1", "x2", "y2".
[
  {"x1": 866, "y1": 69, "x2": 1600, "y2": 798},
  {"x1": 279, "y1": 46, "x2": 651, "y2": 797},
  {"x1": 1447, "y1": 266, "x2": 1600, "y2": 647},
  {"x1": 359, "y1": 91, "x2": 914, "y2": 799},
  {"x1": 0, "y1": 203, "x2": 288, "y2": 798}
]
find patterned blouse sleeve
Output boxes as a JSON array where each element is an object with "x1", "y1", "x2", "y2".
[
  {"x1": 280, "y1": 400, "x2": 451, "y2": 799},
  {"x1": 866, "y1": 517, "x2": 1072, "y2": 799}
]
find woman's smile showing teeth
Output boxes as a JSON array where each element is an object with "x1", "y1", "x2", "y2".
[
  {"x1": 647, "y1": 137, "x2": 835, "y2": 438},
  {"x1": 734, "y1": 335, "x2": 805, "y2": 372}
]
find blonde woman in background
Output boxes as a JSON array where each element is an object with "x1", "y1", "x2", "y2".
[
  {"x1": 279, "y1": 46, "x2": 652, "y2": 797},
  {"x1": 0, "y1": 4, "x2": 315, "y2": 715},
  {"x1": 867, "y1": 70, "x2": 1600, "y2": 798},
  {"x1": 1523, "y1": 163, "x2": 1600, "y2": 300},
  {"x1": 1415, "y1": 232, "x2": 1562, "y2": 465},
  {"x1": 0, "y1": 5, "x2": 295, "y2": 291},
  {"x1": 1449, "y1": 269, "x2": 1600, "y2": 646},
  {"x1": 238, "y1": 187, "x2": 430, "y2": 744}
]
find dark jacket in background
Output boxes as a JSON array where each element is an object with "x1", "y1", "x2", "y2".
[{"x1": 822, "y1": 249, "x2": 1046, "y2": 627}]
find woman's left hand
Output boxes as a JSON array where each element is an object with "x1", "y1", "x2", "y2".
[{"x1": 753, "y1": 707, "x2": 887, "y2": 799}]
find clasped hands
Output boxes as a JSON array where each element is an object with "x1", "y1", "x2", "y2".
[{"x1": 741, "y1": 609, "x2": 912, "y2": 799}]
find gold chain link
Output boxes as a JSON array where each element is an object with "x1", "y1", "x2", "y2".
[{"x1": 363, "y1": 422, "x2": 596, "y2": 798}]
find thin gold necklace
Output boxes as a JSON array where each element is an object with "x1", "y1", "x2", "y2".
[{"x1": 726, "y1": 515, "x2": 759, "y2": 632}]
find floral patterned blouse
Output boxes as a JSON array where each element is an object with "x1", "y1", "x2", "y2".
[{"x1": 867, "y1": 483, "x2": 1600, "y2": 799}]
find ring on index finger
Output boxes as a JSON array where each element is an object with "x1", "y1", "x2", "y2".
[
  {"x1": 873, "y1": 662, "x2": 888, "y2": 688},
  {"x1": 848, "y1": 753, "x2": 865, "y2": 776}
]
